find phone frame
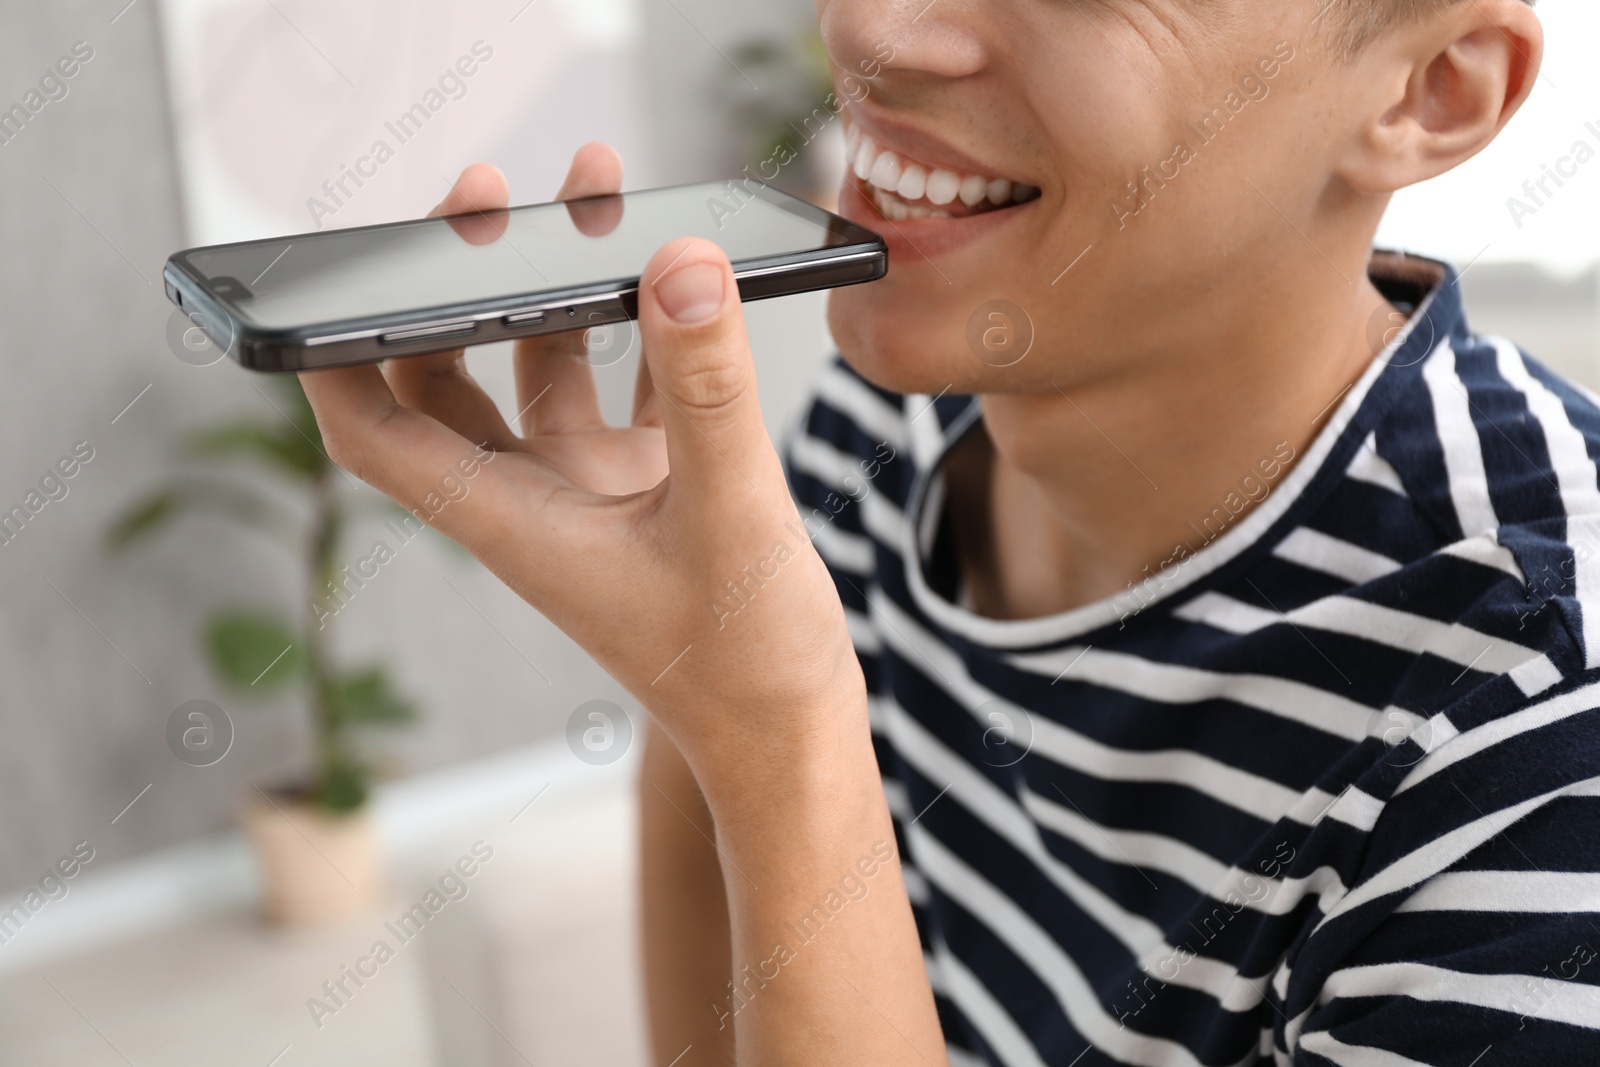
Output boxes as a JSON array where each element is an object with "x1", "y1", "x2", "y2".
[{"x1": 163, "y1": 181, "x2": 887, "y2": 373}]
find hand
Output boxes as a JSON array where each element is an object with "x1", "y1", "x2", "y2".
[{"x1": 298, "y1": 148, "x2": 867, "y2": 788}]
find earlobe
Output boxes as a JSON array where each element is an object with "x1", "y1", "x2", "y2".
[{"x1": 1337, "y1": 0, "x2": 1542, "y2": 195}]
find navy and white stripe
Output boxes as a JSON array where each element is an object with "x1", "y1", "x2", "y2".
[{"x1": 783, "y1": 255, "x2": 1600, "y2": 1065}]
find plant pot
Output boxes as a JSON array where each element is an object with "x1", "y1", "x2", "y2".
[{"x1": 241, "y1": 788, "x2": 385, "y2": 926}]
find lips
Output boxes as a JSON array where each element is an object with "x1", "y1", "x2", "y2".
[
  {"x1": 844, "y1": 120, "x2": 1041, "y2": 223},
  {"x1": 834, "y1": 110, "x2": 1045, "y2": 260}
]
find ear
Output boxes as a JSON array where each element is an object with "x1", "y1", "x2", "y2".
[{"x1": 1336, "y1": 0, "x2": 1542, "y2": 195}]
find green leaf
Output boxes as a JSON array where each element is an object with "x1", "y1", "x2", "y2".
[
  {"x1": 262, "y1": 377, "x2": 330, "y2": 473},
  {"x1": 188, "y1": 422, "x2": 325, "y2": 480},
  {"x1": 106, "y1": 490, "x2": 178, "y2": 550},
  {"x1": 326, "y1": 666, "x2": 416, "y2": 727},
  {"x1": 205, "y1": 612, "x2": 304, "y2": 691},
  {"x1": 731, "y1": 40, "x2": 784, "y2": 66},
  {"x1": 276, "y1": 377, "x2": 323, "y2": 446},
  {"x1": 314, "y1": 758, "x2": 368, "y2": 811},
  {"x1": 107, "y1": 480, "x2": 301, "y2": 551}
]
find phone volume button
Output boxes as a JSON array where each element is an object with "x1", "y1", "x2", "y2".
[{"x1": 379, "y1": 321, "x2": 477, "y2": 345}]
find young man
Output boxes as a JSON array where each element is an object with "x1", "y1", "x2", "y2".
[{"x1": 300, "y1": 0, "x2": 1600, "y2": 1062}]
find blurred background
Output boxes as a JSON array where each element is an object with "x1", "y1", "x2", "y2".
[{"x1": 0, "y1": 1, "x2": 1595, "y2": 1064}]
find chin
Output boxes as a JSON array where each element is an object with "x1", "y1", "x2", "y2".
[
  {"x1": 826, "y1": 282, "x2": 986, "y2": 397},
  {"x1": 825, "y1": 181, "x2": 1011, "y2": 396},
  {"x1": 827, "y1": 145, "x2": 1061, "y2": 397}
]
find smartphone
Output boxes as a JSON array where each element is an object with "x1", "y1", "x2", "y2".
[{"x1": 162, "y1": 181, "x2": 887, "y2": 373}]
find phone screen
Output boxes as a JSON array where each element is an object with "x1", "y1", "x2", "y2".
[{"x1": 179, "y1": 185, "x2": 860, "y2": 331}]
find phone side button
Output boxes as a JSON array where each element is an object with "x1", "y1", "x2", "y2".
[
  {"x1": 502, "y1": 310, "x2": 546, "y2": 327},
  {"x1": 379, "y1": 321, "x2": 477, "y2": 345}
]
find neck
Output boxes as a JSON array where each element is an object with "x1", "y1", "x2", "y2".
[{"x1": 956, "y1": 249, "x2": 1396, "y2": 621}]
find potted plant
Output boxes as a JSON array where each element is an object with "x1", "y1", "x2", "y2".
[{"x1": 109, "y1": 377, "x2": 417, "y2": 925}]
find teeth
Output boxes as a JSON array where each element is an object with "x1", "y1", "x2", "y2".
[
  {"x1": 868, "y1": 151, "x2": 902, "y2": 192},
  {"x1": 925, "y1": 169, "x2": 960, "y2": 206},
  {"x1": 846, "y1": 121, "x2": 1039, "y2": 219},
  {"x1": 897, "y1": 163, "x2": 926, "y2": 202},
  {"x1": 852, "y1": 135, "x2": 876, "y2": 182},
  {"x1": 876, "y1": 188, "x2": 959, "y2": 220}
]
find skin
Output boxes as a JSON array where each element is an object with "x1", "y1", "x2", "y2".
[{"x1": 297, "y1": 3, "x2": 1542, "y2": 1063}]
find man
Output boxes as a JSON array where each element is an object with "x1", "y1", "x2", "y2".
[{"x1": 301, "y1": 0, "x2": 1600, "y2": 1062}]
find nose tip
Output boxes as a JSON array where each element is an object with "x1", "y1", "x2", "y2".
[{"x1": 819, "y1": 0, "x2": 989, "y2": 84}]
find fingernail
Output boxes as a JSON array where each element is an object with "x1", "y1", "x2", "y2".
[{"x1": 655, "y1": 262, "x2": 725, "y2": 323}]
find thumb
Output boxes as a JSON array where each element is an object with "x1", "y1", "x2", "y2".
[{"x1": 638, "y1": 237, "x2": 779, "y2": 500}]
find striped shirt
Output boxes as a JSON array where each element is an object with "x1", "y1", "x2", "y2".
[{"x1": 783, "y1": 253, "x2": 1600, "y2": 1066}]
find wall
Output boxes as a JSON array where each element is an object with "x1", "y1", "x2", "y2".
[{"x1": 0, "y1": 0, "x2": 223, "y2": 890}]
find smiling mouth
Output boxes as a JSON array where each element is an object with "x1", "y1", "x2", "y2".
[{"x1": 845, "y1": 122, "x2": 1042, "y2": 222}]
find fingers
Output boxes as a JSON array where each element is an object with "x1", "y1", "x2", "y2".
[
  {"x1": 382, "y1": 351, "x2": 520, "y2": 451},
  {"x1": 382, "y1": 164, "x2": 519, "y2": 450},
  {"x1": 556, "y1": 141, "x2": 624, "y2": 201},
  {"x1": 515, "y1": 143, "x2": 625, "y2": 436},
  {"x1": 437, "y1": 162, "x2": 511, "y2": 244},
  {"x1": 636, "y1": 237, "x2": 779, "y2": 502},
  {"x1": 298, "y1": 363, "x2": 515, "y2": 541},
  {"x1": 513, "y1": 328, "x2": 606, "y2": 436},
  {"x1": 632, "y1": 356, "x2": 663, "y2": 428},
  {"x1": 560, "y1": 141, "x2": 625, "y2": 237}
]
